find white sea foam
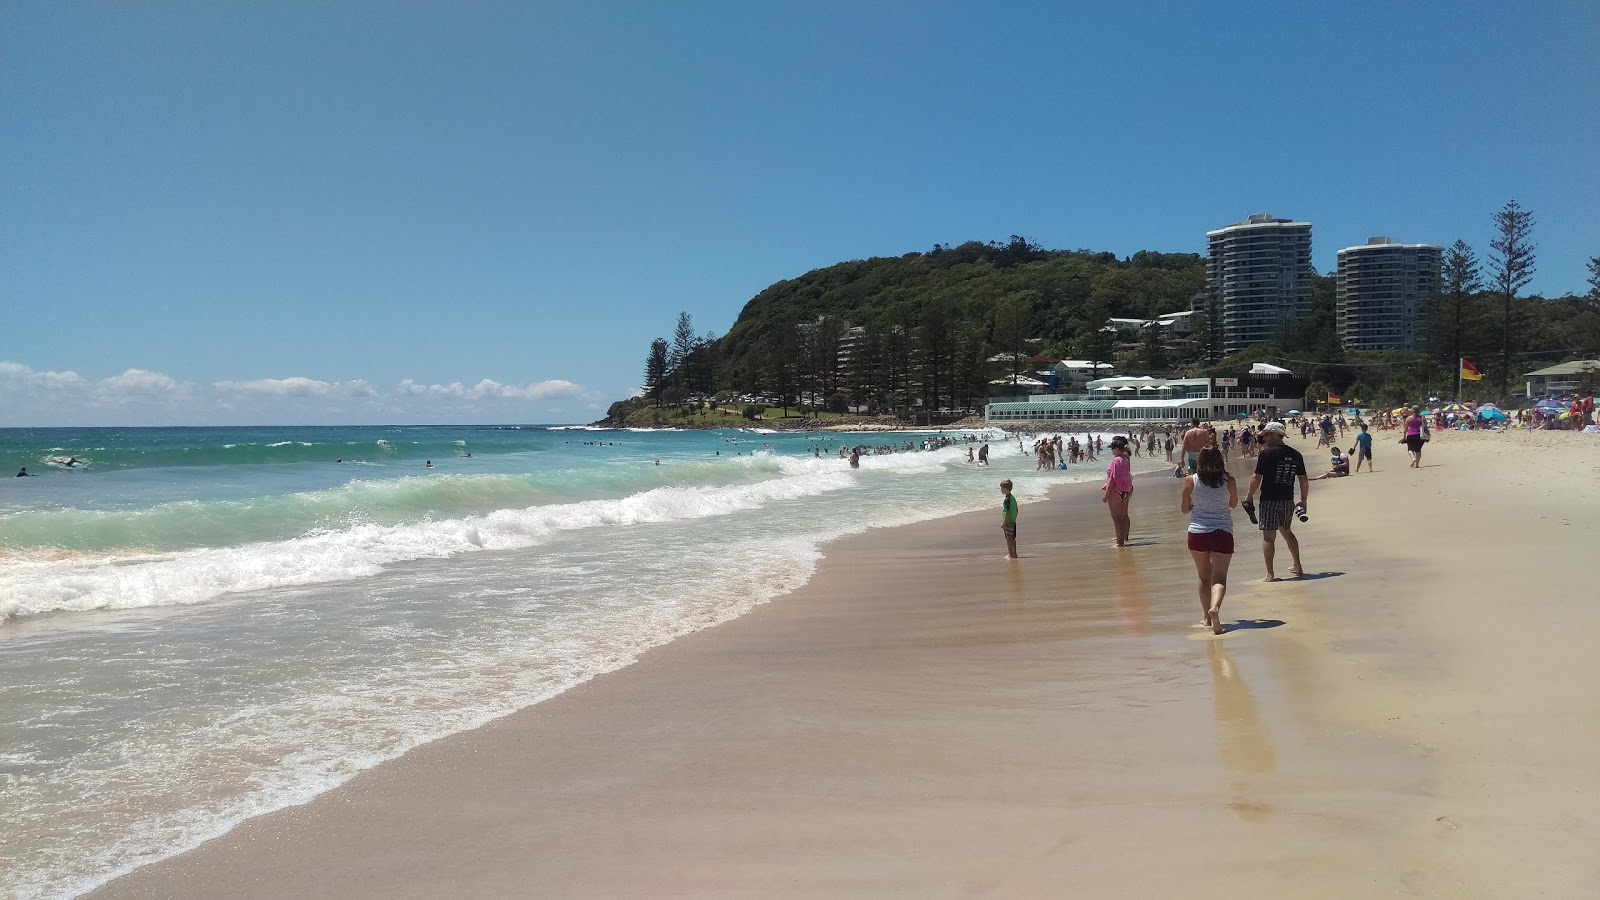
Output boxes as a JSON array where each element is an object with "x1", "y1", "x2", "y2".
[{"x1": 0, "y1": 471, "x2": 859, "y2": 624}]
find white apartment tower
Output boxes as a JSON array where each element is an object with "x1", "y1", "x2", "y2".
[
  {"x1": 1335, "y1": 238, "x2": 1442, "y2": 352},
  {"x1": 1206, "y1": 214, "x2": 1314, "y2": 354}
]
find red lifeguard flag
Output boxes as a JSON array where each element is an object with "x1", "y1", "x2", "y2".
[{"x1": 1460, "y1": 359, "x2": 1483, "y2": 382}]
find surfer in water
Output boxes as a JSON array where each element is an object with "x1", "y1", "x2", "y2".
[{"x1": 17, "y1": 467, "x2": 34, "y2": 477}]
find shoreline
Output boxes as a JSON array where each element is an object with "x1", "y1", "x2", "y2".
[{"x1": 90, "y1": 430, "x2": 1599, "y2": 898}]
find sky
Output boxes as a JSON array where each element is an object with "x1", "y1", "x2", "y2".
[{"x1": 3, "y1": 1, "x2": 1596, "y2": 426}]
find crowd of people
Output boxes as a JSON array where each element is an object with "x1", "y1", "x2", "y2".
[{"x1": 1000, "y1": 417, "x2": 1316, "y2": 636}]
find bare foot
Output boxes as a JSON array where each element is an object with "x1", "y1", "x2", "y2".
[
  {"x1": 1288, "y1": 566, "x2": 1303, "y2": 579},
  {"x1": 1262, "y1": 574, "x2": 1278, "y2": 583},
  {"x1": 1210, "y1": 605, "x2": 1224, "y2": 635}
]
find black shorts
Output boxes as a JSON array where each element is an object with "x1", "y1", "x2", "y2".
[{"x1": 1405, "y1": 435, "x2": 1424, "y2": 453}]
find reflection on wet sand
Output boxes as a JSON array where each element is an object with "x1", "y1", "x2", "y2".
[
  {"x1": 1207, "y1": 641, "x2": 1277, "y2": 822},
  {"x1": 1006, "y1": 557, "x2": 1025, "y2": 604},
  {"x1": 1113, "y1": 550, "x2": 1151, "y2": 636}
]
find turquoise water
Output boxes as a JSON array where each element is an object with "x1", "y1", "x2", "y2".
[{"x1": 0, "y1": 423, "x2": 1137, "y2": 898}]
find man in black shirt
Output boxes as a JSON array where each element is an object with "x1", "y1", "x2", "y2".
[{"x1": 1244, "y1": 422, "x2": 1309, "y2": 581}]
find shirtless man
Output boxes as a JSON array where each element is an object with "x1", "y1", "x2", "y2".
[{"x1": 1180, "y1": 418, "x2": 1210, "y2": 475}]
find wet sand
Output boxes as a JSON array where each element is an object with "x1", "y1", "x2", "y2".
[{"x1": 93, "y1": 430, "x2": 1600, "y2": 899}]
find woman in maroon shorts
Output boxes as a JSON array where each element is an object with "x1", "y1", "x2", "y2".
[{"x1": 1181, "y1": 446, "x2": 1237, "y2": 634}]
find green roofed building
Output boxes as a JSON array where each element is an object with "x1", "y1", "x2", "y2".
[{"x1": 985, "y1": 365, "x2": 1309, "y2": 424}]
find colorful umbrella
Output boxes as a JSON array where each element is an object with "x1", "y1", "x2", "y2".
[{"x1": 1441, "y1": 403, "x2": 1470, "y2": 413}]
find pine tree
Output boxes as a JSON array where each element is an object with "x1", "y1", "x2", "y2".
[
  {"x1": 1488, "y1": 201, "x2": 1535, "y2": 398},
  {"x1": 643, "y1": 339, "x2": 669, "y2": 407},
  {"x1": 668, "y1": 312, "x2": 695, "y2": 376},
  {"x1": 1425, "y1": 240, "x2": 1483, "y2": 375}
]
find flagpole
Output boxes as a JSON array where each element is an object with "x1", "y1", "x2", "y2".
[{"x1": 1457, "y1": 357, "x2": 1463, "y2": 402}]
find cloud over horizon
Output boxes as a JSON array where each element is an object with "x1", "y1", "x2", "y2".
[{"x1": 1, "y1": 361, "x2": 602, "y2": 426}]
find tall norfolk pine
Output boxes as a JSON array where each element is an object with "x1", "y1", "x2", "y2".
[
  {"x1": 1425, "y1": 240, "x2": 1485, "y2": 372},
  {"x1": 1488, "y1": 201, "x2": 1536, "y2": 397}
]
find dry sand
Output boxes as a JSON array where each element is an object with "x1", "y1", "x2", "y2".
[{"x1": 92, "y1": 429, "x2": 1600, "y2": 899}]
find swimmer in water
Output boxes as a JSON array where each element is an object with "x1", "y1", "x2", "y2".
[{"x1": 425, "y1": 460, "x2": 434, "y2": 468}]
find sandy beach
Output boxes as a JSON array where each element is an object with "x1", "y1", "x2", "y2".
[{"x1": 91, "y1": 428, "x2": 1600, "y2": 899}]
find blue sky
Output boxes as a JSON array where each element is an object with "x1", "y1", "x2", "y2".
[{"x1": 3, "y1": 1, "x2": 1596, "y2": 425}]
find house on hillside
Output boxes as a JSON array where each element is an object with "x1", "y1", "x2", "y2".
[{"x1": 1524, "y1": 360, "x2": 1600, "y2": 397}]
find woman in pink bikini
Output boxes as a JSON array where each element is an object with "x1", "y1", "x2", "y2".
[{"x1": 1101, "y1": 435, "x2": 1134, "y2": 547}]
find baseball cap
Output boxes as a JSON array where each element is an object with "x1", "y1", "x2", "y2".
[{"x1": 1261, "y1": 422, "x2": 1287, "y2": 435}]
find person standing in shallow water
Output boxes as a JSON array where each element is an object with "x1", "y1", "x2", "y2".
[
  {"x1": 1101, "y1": 435, "x2": 1134, "y2": 547},
  {"x1": 1183, "y1": 447, "x2": 1237, "y2": 634},
  {"x1": 1244, "y1": 422, "x2": 1308, "y2": 581},
  {"x1": 999, "y1": 479, "x2": 1018, "y2": 559}
]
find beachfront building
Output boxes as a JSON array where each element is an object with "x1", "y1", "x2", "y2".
[
  {"x1": 1335, "y1": 238, "x2": 1442, "y2": 352},
  {"x1": 984, "y1": 363, "x2": 1308, "y2": 424},
  {"x1": 1207, "y1": 214, "x2": 1314, "y2": 355},
  {"x1": 1523, "y1": 360, "x2": 1600, "y2": 397}
]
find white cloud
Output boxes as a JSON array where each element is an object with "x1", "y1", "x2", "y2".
[
  {"x1": 214, "y1": 377, "x2": 377, "y2": 398},
  {"x1": 0, "y1": 361, "x2": 87, "y2": 389},
  {"x1": 1, "y1": 360, "x2": 602, "y2": 425},
  {"x1": 397, "y1": 378, "x2": 592, "y2": 401},
  {"x1": 97, "y1": 369, "x2": 179, "y2": 395}
]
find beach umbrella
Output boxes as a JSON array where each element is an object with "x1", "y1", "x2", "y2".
[
  {"x1": 1478, "y1": 408, "x2": 1508, "y2": 421},
  {"x1": 1344, "y1": 408, "x2": 1360, "y2": 416},
  {"x1": 1287, "y1": 409, "x2": 1302, "y2": 415},
  {"x1": 1441, "y1": 403, "x2": 1470, "y2": 413}
]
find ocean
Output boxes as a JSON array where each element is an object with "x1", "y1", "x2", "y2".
[{"x1": 0, "y1": 423, "x2": 1133, "y2": 898}]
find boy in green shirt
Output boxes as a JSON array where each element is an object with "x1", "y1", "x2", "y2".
[{"x1": 1000, "y1": 479, "x2": 1018, "y2": 559}]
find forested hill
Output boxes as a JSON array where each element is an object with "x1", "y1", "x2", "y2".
[{"x1": 714, "y1": 237, "x2": 1205, "y2": 390}]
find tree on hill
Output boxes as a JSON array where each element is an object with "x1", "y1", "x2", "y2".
[
  {"x1": 1075, "y1": 301, "x2": 1115, "y2": 382},
  {"x1": 1139, "y1": 323, "x2": 1169, "y2": 371},
  {"x1": 643, "y1": 339, "x2": 669, "y2": 407},
  {"x1": 992, "y1": 294, "x2": 1033, "y2": 385},
  {"x1": 1488, "y1": 201, "x2": 1536, "y2": 398},
  {"x1": 668, "y1": 312, "x2": 696, "y2": 375}
]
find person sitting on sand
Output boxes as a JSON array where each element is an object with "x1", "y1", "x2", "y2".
[{"x1": 1312, "y1": 448, "x2": 1351, "y2": 480}]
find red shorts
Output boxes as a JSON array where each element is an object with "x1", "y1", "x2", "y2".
[{"x1": 1186, "y1": 530, "x2": 1235, "y2": 554}]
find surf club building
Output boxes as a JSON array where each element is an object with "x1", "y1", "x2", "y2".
[{"x1": 983, "y1": 363, "x2": 1309, "y2": 424}]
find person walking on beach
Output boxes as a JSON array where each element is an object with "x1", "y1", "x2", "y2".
[
  {"x1": 1401, "y1": 408, "x2": 1427, "y2": 468},
  {"x1": 999, "y1": 479, "x2": 1019, "y2": 559},
  {"x1": 1243, "y1": 422, "x2": 1308, "y2": 582},
  {"x1": 1182, "y1": 446, "x2": 1237, "y2": 634},
  {"x1": 1180, "y1": 419, "x2": 1209, "y2": 474},
  {"x1": 1101, "y1": 436, "x2": 1134, "y2": 548},
  {"x1": 1353, "y1": 423, "x2": 1373, "y2": 473}
]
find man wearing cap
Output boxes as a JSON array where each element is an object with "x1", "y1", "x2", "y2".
[{"x1": 1244, "y1": 421, "x2": 1308, "y2": 581}]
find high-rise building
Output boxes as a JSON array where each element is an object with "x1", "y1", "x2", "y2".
[
  {"x1": 1335, "y1": 238, "x2": 1442, "y2": 352},
  {"x1": 1206, "y1": 214, "x2": 1314, "y2": 355}
]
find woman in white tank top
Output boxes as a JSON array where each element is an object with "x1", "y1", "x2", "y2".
[{"x1": 1181, "y1": 446, "x2": 1238, "y2": 634}]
